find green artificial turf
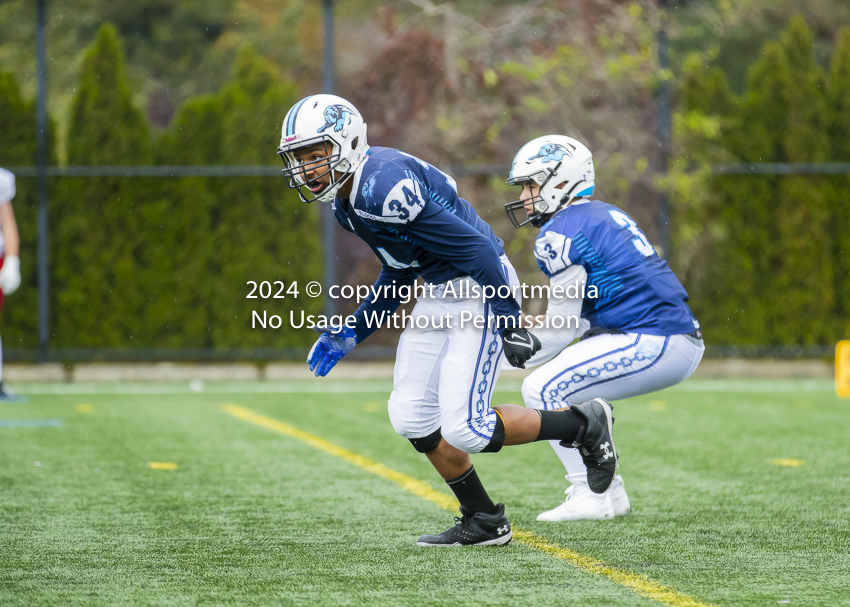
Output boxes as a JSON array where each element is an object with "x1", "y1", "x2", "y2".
[{"x1": 0, "y1": 379, "x2": 847, "y2": 606}]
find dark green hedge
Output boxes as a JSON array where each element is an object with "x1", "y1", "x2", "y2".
[
  {"x1": 1, "y1": 25, "x2": 322, "y2": 351},
  {"x1": 671, "y1": 17, "x2": 850, "y2": 346}
]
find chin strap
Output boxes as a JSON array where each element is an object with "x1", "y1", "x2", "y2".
[
  {"x1": 530, "y1": 212, "x2": 554, "y2": 228},
  {"x1": 317, "y1": 167, "x2": 359, "y2": 203}
]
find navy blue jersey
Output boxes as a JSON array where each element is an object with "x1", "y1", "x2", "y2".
[
  {"x1": 534, "y1": 200, "x2": 698, "y2": 336},
  {"x1": 333, "y1": 147, "x2": 520, "y2": 341}
]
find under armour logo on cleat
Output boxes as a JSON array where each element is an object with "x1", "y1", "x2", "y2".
[
  {"x1": 601, "y1": 442, "x2": 613, "y2": 460},
  {"x1": 497, "y1": 525, "x2": 509, "y2": 535}
]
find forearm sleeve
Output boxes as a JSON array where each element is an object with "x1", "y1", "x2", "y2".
[
  {"x1": 350, "y1": 266, "x2": 417, "y2": 342},
  {"x1": 525, "y1": 264, "x2": 587, "y2": 368}
]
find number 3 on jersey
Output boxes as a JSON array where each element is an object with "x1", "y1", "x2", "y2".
[
  {"x1": 608, "y1": 210, "x2": 654, "y2": 257},
  {"x1": 533, "y1": 231, "x2": 571, "y2": 275},
  {"x1": 382, "y1": 178, "x2": 424, "y2": 224}
]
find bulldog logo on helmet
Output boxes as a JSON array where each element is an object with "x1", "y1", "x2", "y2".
[
  {"x1": 526, "y1": 143, "x2": 572, "y2": 164},
  {"x1": 317, "y1": 104, "x2": 353, "y2": 133}
]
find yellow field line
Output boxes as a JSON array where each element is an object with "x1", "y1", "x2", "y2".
[
  {"x1": 769, "y1": 458, "x2": 805, "y2": 467},
  {"x1": 221, "y1": 403, "x2": 716, "y2": 607},
  {"x1": 221, "y1": 403, "x2": 456, "y2": 510}
]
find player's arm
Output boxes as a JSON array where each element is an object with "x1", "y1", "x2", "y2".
[
  {"x1": 524, "y1": 264, "x2": 587, "y2": 367},
  {"x1": 349, "y1": 265, "x2": 417, "y2": 342},
  {"x1": 402, "y1": 203, "x2": 541, "y2": 367},
  {"x1": 307, "y1": 265, "x2": 416, "y2": 377},
  {"x1": 0, "y1": 202, "x2": 19, "y2": 258},
  {"x1": 401, "y1": 202, "x2": 521, "y2": 322},
  {"x1": 0, "y1": 171, "x2": 21, "y2": 295},
  {"x1": 366, "y1": 168, "x2": 537, "y2": 366}
]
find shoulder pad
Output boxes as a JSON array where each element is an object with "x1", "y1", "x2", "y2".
[
  {"x1": 534, "y1": 227, "x2": 572, "y2": 276},
  {"x1": 355, "y1": 164, "x2": 426, "y2": 225}
]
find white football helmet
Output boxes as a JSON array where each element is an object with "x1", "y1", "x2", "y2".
[
  {"x1": 278, "y1": 94, "x2": 369, "y2": 203},
  {"x1": 505, "y1": 135, "x2": 595, "y2": 228}
]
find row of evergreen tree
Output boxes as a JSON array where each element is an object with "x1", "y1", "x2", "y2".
[
  {"x1": 670, "y1": 16, "x2": 850, "y2": 347},
  {"x1": 1, "y1": 19, "x2": 848, "y2": 351},
  {"x1": 0, "y1": 25, "x2": 321, "y2": 351}
]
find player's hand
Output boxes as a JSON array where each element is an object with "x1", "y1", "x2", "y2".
[
  {"x1": 500, "y1": 327, "x2": 541, "y2": 369},
  {"x1": 307, "y1": 325, "x2": 357, "y2": 377},
  {"x1": 0, "y1": 255, "x2": 21, "y2": 295}
]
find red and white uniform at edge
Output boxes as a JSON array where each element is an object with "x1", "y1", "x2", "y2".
[{"x1": 0, "y1": 167, "x2": 17, "y2": 314}]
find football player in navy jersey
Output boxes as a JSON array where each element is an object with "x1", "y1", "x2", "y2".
[
  {"x1": 277, "y1": 95, "x2": 621, "y2": 545},
  {"x1": 504, "y1": 135, "x2": 705, "y2": 521}
]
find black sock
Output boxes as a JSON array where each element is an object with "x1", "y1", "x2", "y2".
[
  {"x1": 536, "y1": 408, "x2": 586, "y2": 443},
  {"x1": 446, "y1": 465, "x2": 497, "y2": 514}
]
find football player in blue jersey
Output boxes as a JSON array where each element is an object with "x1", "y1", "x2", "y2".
[
  {"x1": 505, "y1": 135, "x2": 705, "y2": 522},
  {"x1": 278, "y1": 95, "x2": 621, "y2": 545}
]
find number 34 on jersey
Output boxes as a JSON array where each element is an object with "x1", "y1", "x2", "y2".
[{"x1": 382, "y1": 177, "x2": 424, "y2": 224}]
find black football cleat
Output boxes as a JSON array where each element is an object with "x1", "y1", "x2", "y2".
[
  {"x1": 416, "y1": 503, "x2": 512, "y2": 547},
  {"x1": 561, "y1": 398, "x2": 618, "y2": 493}
]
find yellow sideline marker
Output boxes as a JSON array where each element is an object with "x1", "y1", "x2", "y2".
[
  {"x1": 75, "y1": 404, "x2": 94, "y2": 413},
  {"x1": 148, "y1": 462, "x2": 179, "y2": 470},
  {"x1": 769, "y1": 458, "x2": 805, "y2": 467},
  {"x1": 836, "y1": 341, "x2": 850, "y2": 397},
  {"x1": 221, "y1": 403, "x2": 716, "y2": 607}
]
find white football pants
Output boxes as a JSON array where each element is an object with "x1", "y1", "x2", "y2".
[
  {"x1": 521, "y1": 332, "x2": 704, "y2": 484},
  {"x1": 388, "y1": 256, "x2": 520, "y2": 454}
]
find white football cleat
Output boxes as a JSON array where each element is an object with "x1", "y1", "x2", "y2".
[
  {"x1": 609, "y1": 474, "x2": 631, "y2": 517},
  {"x1": 536, "y1": 480, "x2": 614, "y2": 521},
  {"x1": 536, "y1": 475, "x2": 631, "y2": 522}
]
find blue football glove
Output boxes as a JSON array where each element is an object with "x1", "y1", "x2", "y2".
[{"x1": 307, "y1": 325, "x2": 357, "y2": 377}]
